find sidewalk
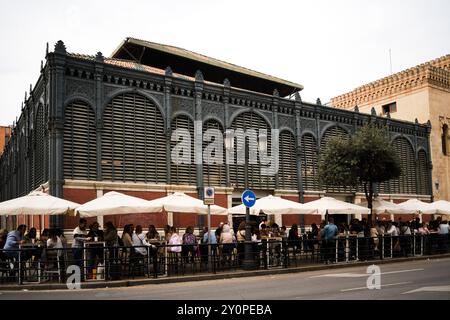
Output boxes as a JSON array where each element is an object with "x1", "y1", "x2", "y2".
[{"x1": 1, "y1": 253, "x2": 449, "y2": 291}]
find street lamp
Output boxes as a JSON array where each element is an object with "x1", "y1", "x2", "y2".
[{"x1": 224, "y1": 129, "x2": 268, "y2": 270}]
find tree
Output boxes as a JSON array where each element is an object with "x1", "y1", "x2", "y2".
[{"x1": 318, "y1": 125, "x2": 402, "y2": 223}]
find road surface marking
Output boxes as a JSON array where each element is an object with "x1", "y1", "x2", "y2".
[
  {"x1": 310, "y1": 268, "x2": 423, "y2": 279},
  {"x1": 380, "y1": 268, "x2": 424, "y2": 275},
  {"x1": 402, "y1": 285, "x2": 450, "y2": 294},
  {"x1": 310, "y1": 272, "x2": 367, "y2": 278},
  {"x1": 341, "y1": 281, "x2": 411, "y2": 292}
]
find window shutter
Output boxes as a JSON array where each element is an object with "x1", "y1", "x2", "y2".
[
  {"x1": 279, "y1": 131, "x2": 297, "y2": 190},
  {"x1": 170, "y1": 115, "x2": 196, "y2": 185},
  {"x1": 203, "y1": 120, "x2": 226, "y2": 187},
  {"x1": 102, "y1": 93, "x2": 167, "y2": 183},
  {"x1": 301, "y1": 133, "x2": 319, "y2": 191},
  {"x1": 64, "y1": 101, "x2": 97, "y2": 180},
  {"x1": 229, "y1": 112, "x2": 275, "y2": 190}
]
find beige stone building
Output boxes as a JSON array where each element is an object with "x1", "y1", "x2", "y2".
[
  {"x1": 331, "y1": 54, "x2": 450, "y2": 201},
  {"x1": 0, "y1": 126, "x2": 11, "y2": 156}
]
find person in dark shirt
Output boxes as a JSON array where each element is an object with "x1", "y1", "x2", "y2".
[{"x1": 288, "y1": 224, "x2": 301, "y2": 252}]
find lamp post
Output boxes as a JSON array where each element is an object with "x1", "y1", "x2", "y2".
[{"x1": 224, "y1": 129, "x2": 267, "y2": 270}]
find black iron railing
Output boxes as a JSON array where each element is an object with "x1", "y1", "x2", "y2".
[{"x1": 0, "y1": 234, "x2": 449, "y2": 285}]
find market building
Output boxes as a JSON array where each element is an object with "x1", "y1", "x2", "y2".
[{"x1": 0, "y1": 38, "x2": 434, "y2": 231}]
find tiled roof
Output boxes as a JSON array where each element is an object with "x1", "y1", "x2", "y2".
[
  {"x1": 111, "y1": 37, "x2": 304, "y2": 92},
  {"x1": 67, "y1": 53, "x2": 205, "y2": 83}
]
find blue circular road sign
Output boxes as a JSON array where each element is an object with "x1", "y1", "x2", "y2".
[{"x1": 242, "y1": 190, "x2": 256, "y2": 208}]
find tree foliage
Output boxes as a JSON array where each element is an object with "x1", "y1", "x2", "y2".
[{"x1": 318, "y1": 125, "x2": 402, "y2": 218}]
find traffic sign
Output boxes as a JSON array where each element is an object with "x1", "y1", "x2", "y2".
[
  {"x1": 204, "y1": 187, "x2": 215, "y2": 205},
  {"x1": 242, "y1": 189, "x2": 256, "y2": 208}
]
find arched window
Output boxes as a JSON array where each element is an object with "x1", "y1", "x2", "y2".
[
  {"x1": 417, "y1": 150, "x2": 431, "y2": 195},
  {"x1": 320, "y1": 126, "x2": 350, "y2": 192},
  {"x1": 64, "y1": 101, "x2": 97, "y2": 180},
  {"x1": 301, "y1": 133, "x2": 319, "y2": 191},
  {"x1": 102, "y1": 93, "x2": 167, "y2": 183},
  {"x1": 390, "y1": 137, "x2": 416, "y2": 194},
  {"x1": 171, "y1": 115, "x2": 196, "y2": 185},
  {"x1": 229, "y1": 112, "x2": 275, "y2": 190},
  {"x1": 442, "y1": 124, "x2": 449, "y2": 156},
  {"x1": 32, "y1": 104, "x2": 45, "y2": 189},
  {"x1": 278, "y1": 130, "x2": 297, "y2": 190},
  {"x1": 203, "y1": 120, "x2": 226, "y2": 187}
]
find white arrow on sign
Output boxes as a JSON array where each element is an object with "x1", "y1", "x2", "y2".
[{"x1": 244, "y1": 195, "x2": 255, "y2": 202}]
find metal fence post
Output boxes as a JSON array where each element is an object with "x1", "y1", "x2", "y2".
[
  {"x1": 356, "y1": 238, "x2": 359, "y2": 261},
  {"x1": 421, "y1": 235, "x2": 424, "y2": 256},
  {"x1": 390, "y1": 236, "x2": 393, "y2": 258},
  {"x1": 335, "y1": 238, "x2": 338, "y2": 263},
  {"x1": 345, "y1": 235, "x2": 349, "y2": 263},
  {"x1": 18, "y1": 250, "x2": 22, "y2": 285}
]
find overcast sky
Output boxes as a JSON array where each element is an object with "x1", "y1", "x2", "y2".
[{"x1": 0, "y1": 0, "x2": 449, "y2": 125}]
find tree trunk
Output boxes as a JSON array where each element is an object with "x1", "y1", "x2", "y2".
[{"x1": 364, "y1": 181, "x2": 374, "y2": 226}]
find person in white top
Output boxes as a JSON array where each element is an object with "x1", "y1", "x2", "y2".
[
  {"x1": 132, "y1": 225, "x2": 155, "y2": 256},
  {"x1": 168, "y1": 227, "x2": 182, "y2": 253},
  {"x1": 438, "y1": 221, "x2": 449, "y2": 235},
  {"x1": 438, "y1": 220, "x2": 449, "y2": 252},
  {"x1": 386, "y1": 222, "x2": 398, "y2": 236}
]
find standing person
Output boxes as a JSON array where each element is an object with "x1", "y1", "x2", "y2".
[
  {"x1": 288, "y1": 224, "x2": 301, "y2": 252},
  {"x1": 400, "y1": 222, "x2": 412, "y2": 257},
  {"x1": 72, "y1": 218, "x2": 89, "y2": 272},
  {"x1": 0, "y1": 229, "x2": 8, "y2": 261},
  {"x1": 87, "y1": 222, "x2": 104, "y2": 278},
  {"x1": 323, "y1": 218, "x2": 338, "y2": 264},
  {"x1": 182, "y1": 226, "x2": 197, "y2": 263},
  {"x1": 103, "y1": 222, "x2": 118, "y2": 247},
  {"x1": 438, "y1": 220, "x2": 449, "y2": 253},
  {"x1": 168, "y1": 227, "x2": 182, "y2": 253},
  {"x1": 87, "y1": 222, "x2": 103, "y2": 242},
  {"x1": 132, "y1": 225, "x2": 154, "y2": 256},
  {"x1": 215, "y1": 222, "x2": 224, "y2": 240},
  {"x1": 219, "y1": 224, "x2": 234, "y2": 266},
  {"x1": 201, "y1": 227, "x2": 217, "y2": 264},
  {"x1": 235, "y1": 221, "x2": 246, "y2": 265}
]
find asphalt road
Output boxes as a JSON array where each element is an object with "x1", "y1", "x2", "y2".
[{"x1": 1, "y1": 258, "x2": 450, "y2": 300}]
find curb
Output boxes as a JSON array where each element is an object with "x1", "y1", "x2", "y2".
[{"x1": 1, "y1": 253, "x2": 450, "y2": 291}]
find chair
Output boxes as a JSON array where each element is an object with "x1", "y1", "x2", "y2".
[{"x1": 41, "y1": 251, "x2": 62, "y2": 283}]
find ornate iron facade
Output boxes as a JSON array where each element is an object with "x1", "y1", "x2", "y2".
[{"x1": 0, "y1": 41, "x2": 433, "y2": 228}]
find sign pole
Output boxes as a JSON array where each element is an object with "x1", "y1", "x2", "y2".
[
  {"x1": 207, "y1": 203, "x2": 211, "y2": 271},
  {"x1": 241, "y1": 189, "x2": 257, "y2": 270},
  {"x1": 204, "y1": 187, "x2": 215, "y2": 272}
]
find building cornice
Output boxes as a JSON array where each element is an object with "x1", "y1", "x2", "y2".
[{"x1": 331, "y1": 54, "x2": 450, "y2": 109}]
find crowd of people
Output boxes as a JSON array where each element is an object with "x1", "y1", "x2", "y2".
[{"x1": 0, "y1": 215, "x2": 449, "y2": 281}]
